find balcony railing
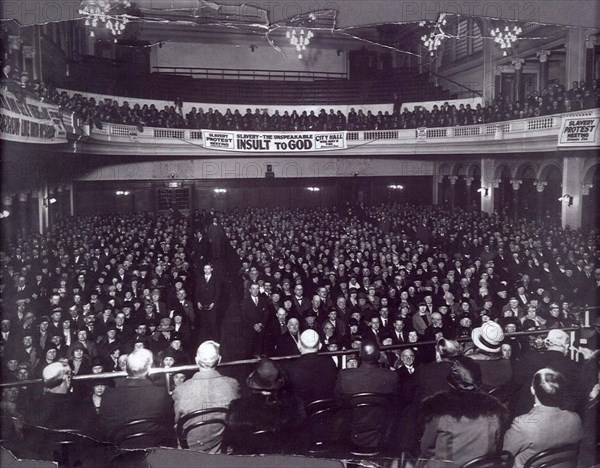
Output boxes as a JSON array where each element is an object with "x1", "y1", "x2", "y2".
[
  {"x1": 151, "y1": 66, "x2": 348, "y2": 81},
  {"x1": 82, "y1": 109, "x2": 599, "y2": 151}
]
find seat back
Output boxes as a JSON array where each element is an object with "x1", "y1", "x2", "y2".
[
  {"x1": 305, "y1": 399, "x2": 339, "y2": 455},
  {"x1": 523, "y1": 443, "x2": 580, "y2": 468},
  {"x1": 345, "y1": 392, "x2": 393, "y2": 452},
  {"x1": 175, "y1": 407, "x2": 228, "y2": 450},
  {"x1": 107, "y1": 418, "x2": 166, "y2": 449},
  {"x1": 462, "y1": 450, "x2": 514, "y2": 468}
]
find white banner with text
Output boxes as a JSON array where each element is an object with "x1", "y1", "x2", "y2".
[
  {"x1": 202, "y1": 130, "x2": 347, "y2": 152},
  {"x1": 557, "y1": 116, "x2": 600, "y2": 147}
]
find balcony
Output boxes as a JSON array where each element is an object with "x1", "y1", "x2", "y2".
[{"x1": 74, "y1": 109, "x2": 600, "y2": 156}]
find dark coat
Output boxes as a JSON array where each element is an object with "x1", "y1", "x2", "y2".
[
  {"x1": 286, "y1": 353, "x2": 338, "y2": 405},
  {"x1": 419, "y1": 390, "x2": 509, "y2": 468},
  {"x1": 100, "y1": 377, "x2": 175, "y2": 448},
  {"x1": 415, "y1": 360, "x2": 454, "y2": 403},
  {"x1": 226, "y1": 392, "x2": 306, "y2": 454},
  {"x1": 335, "y1": 362, "x2": 399, "y2": 448}
]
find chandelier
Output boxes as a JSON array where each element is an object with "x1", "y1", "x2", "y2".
[
  {"x1": 286, "y1": 29, "x2": 314, "y2": 59},
  {"x1": 419, "y1": 14, "x2": 447, "y2": 56},
  {"x1": 284, "y1": 11, "x2": 317, "y2": 59},
  {"x1": 79, "y1": 0, "x2": 132, "y2": 41},
  {"x1": 491, "y1": 25, "x2": 522, "y2": 56}
]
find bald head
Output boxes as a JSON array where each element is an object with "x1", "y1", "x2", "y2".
[
  {"x1": 126, "y1": 348, "x2": 153, "y2": 378},
  {"x1": 360, "y1": 341, "x2": 380, "y2": 364},
  {"x1": 196, "y1": 340, "x2": 221, "y2": 369}
]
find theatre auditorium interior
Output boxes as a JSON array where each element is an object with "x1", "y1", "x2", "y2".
[{"x1": 1, "y1": 0, "x2": 600, "y2": 467}]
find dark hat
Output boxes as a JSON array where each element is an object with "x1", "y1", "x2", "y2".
[
  {"x1": 170, "y1": 332, "x2": 182, "y2": 343},
  {"x1": 348, "y1": 318, "x2": 359, "y2": 327},
  {"x1": 38, "y1": 316, "x2": 50, "y2": 325},
  {"x1": 246, "y1": 358, "x2": 285, "y2": 391},
  {"x1": 70, "y1": 341, "x2": 88, "y2": 353},
  {"x1": 447, "y1": 357, "x2": 482, "y2": 392}
]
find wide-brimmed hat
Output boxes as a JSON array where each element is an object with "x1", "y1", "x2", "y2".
[
  {"x1": 156, "y1": 324, "x2": 174, "y2": 332},
  {"x1": 246, "y1": 358, "x2": 285, "y2": 391},
  {"x1": 471, "y1": 321, "x2": 504, "y2": 353}
]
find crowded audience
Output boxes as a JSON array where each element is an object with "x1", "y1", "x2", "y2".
[
  {"x1": 0, "y1": 202, "x2": 598, "y2": 465},
  {"x1": 2, "y1": 63, "x2": 599, "y2": 131}
]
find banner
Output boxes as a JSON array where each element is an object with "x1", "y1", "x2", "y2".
[
  {"x1": 0, "y1": 87, "x2": 67, "y2": 144},
  {"x1": 202, "y1": 130, "x2": 346, "y2": 152},
  {"x1": 558, "y1": 116, "x2": 600, "y2": 147}
]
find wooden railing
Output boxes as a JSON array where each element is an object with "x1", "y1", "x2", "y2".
[{"x1": 151, "y1": 66, "x2": 348, "y2": 81}]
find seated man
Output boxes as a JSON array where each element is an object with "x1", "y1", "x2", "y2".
[
  {"x1": 100, "y1": 348, "x2": 175, "y2": 448},
  {"x1": 419, "y1": 357, "x2": 508, "y2": 467},
  {"x1": 286, "y1": 329, "x2": 337, "y2": 406},
  {"x1": 172, "y1": 340, "x2": 240, "y2": 453},
  {"x1": 503, "y1": 368, "x2": 583, "y2": 468},
  {"x1": 30, "y1": 361, "x2": 94, "y2": 434},
  {"x1": 334, "y1": 340, "x2": 398, "y2": 450}
]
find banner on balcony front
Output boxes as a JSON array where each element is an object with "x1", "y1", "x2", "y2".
[
  {"x1": 557, "y1": 116, "x2": 600, "y2": 147},
  {"x1": 202, "y1": 130, "x2": 346, "y2": 152},
  {"x1": 0, "y1": 88, "x2": 67, "y2": 144}
]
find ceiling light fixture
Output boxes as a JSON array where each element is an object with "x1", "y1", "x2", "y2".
[{"x1": 490, "y1": 24, "x2": 522, "y2": 56}]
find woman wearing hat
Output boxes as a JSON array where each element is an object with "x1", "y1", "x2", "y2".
[
  {"x1": 419, "y1": 357, "x2": 509, "y2": 467},
  {"x1": 226, "y1": 358, "x2": 305, "y2": 454}
]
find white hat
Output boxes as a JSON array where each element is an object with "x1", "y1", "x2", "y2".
[
  {"x1": 299, "y1": 329, "x2": 320, "y2": 350},
  {"x1": 471, "y1": 321, "x2": 504, "y2": 353},
  {"x1": 545, "y1": 329, "x2": 570, "y2": 348}
]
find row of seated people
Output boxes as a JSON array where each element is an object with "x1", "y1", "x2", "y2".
[
  {"x1": 53, "y1": 80, "x2": 600, "y2": 131},
  {"x1": 2, "y1": 62, "x2": 598, "y2": 131},
  {"x1": 2, "y1": 327, "x2": 598, "y2": 467},
  {"x1": 1, "y1": 202, "x2": 597, "y2": 369}
]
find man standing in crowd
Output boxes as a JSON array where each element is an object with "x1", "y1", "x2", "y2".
[
  {"x1": 195, "y1": 263, "x2": 221, "y2": 341},
  {"x1": 172, "y1": 340, "x2": 240, "y2": 453},
  {"x1": 241, "y1": 282, "x2": 270, "y2": 357}
]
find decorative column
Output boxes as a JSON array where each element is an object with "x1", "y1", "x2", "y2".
[
  {"x1": 2, "y1": 195, "x2": 14, "y2": 244},
  {"x1": 482, "y1": 19, "x2": 495, "y2": 104},
  {"x1": 585, "y1": 35, "x2": 598, "y2": 83},
  {"x1": 465, "y1": 177, "x2": 474, "y2": 210},
  {"x1": 561, "y1": 156, "x2": 585, "y2": 229},
  {"x1": 480, "y1": 158, "x2": 496, "y2": 215},
  {"x1": 566, "y1": 27, "x2": 586, "y2": 86},
  {"x1": 432, "y1": 175, "x2": 443, "y2": 206},
  {"x1": 512, "y1": 59, "x2": 525, "y2": 103},
  {"x1": 17, "y1": 192, "x2": 29, "y2": 239},
  {"x1": 536, "y1": 50, "x2": 551, "y2": 90},
  {"x1": 510, "y1": 179, "x2": 522, "y2": 220},
  {"x1": 533, "y1": 180, "x2": 548, "y2": 222},
  {"x1": 448, "y1": 176, "x2": 458, "y2": 210}
]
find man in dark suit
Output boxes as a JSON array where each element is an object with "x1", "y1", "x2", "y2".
[
  {"x1": 195, "y1": 263, "x2": 221, "y2": 341},
  {"x1": 390, "y1": 317, "x2": 409, "y2": 345},
  {"x1": 414, "y1": 338, "x2": 461, "y2": 403},
  {"x1": 286, "y1": 330, "x2": 337, "y2": 406},
  {"x1": 191, "y1": 229, "x2": 211, "y2": 266},
  {"x1": 100, "y1": 349, "x2": 175, "y2": 448},
  {"x1": 274, "y1": 317, "x2": 302, "y2": 357},
  {"x1": 335, "y1": 341, "x2": 398, "y2": 449},
  {"x1": 240, "y1": 282, "x2": 270, "y2": 357},
  {"x1": 292, "y1": 284, "x2": 311, "y2": 318}
]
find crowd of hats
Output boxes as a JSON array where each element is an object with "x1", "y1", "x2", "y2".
[{"x1": 1, "y1": 201, "x2": 598, "y2": 382}]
